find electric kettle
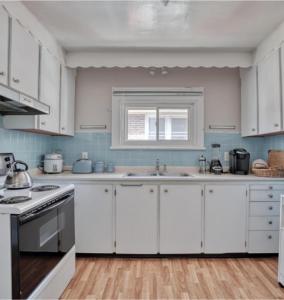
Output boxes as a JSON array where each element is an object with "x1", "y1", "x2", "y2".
[{"x1": 4, "y1": 160, "x2": 33, "y2": 189}]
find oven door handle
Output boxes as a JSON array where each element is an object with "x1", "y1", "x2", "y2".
[{"x1": 20, "y1": 196, "x2": 71, "y2": 224}]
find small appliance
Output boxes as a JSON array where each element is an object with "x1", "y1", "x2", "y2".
[
  {"x1": 94, "y1": 161, "x2": 105, "y2": 173},
  {"x1": 4, "y1": 160, "x2": 33, "y2": 189},
  {"x1": 229, "y1": 148, "x2": 250, "y2": 175},
  {"x1": 198, "y1": 155, "x2": 207, "y2": 174},
  {"x1": 0, "y1": 153, "x2": 15, "y2": 176},
  {"x1": 44, "y1": 153, "x2": 63, "y2": 174},
  {"x1": 72, "y1": 153, "x2": 93, "y2": 174},
  {"x1": 209, "y1": 144, "x2": 223, "y2": 174}
]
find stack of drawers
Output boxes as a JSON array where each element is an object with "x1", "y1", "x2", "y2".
[{"x1": 248, "y1": 184, "x2": 283, "y2": 253}]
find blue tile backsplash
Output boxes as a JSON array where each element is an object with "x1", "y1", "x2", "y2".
[{"x1": 1, "y1": 114, "x2": 284, "y2": 168}]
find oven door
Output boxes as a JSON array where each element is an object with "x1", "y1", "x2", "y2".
[{"x1": 11, "y1": 191, "x2": 75, "y2": 299}]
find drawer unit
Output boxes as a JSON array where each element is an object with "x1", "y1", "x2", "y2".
[
  {"x1": 248, "y1": 230, "x2": 279, "y2": 253},
  {"x1": 250, "y1": 190, "x2": 282, "y2": 202},
  {"x1": 249, "y1": 201, "x2": 280, "y2": 216},
  {"x1": 249, "y1": 216, "x2": 279, "y2": 231}
]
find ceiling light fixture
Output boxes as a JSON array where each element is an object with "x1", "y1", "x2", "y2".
[
  {"x1": 149, "y1": 68, "x2": 156, "y2": 76},
  {"x1": 161, "y1": 67, "x2": 168, "y2": 76}
]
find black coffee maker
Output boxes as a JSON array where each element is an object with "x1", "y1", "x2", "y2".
[{"x1": 229, "y1": 148, "x2": 250, "y2": 175}]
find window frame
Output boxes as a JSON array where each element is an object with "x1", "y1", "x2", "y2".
[{"x1": 112, "y1": 88, "x2": 205, "y2": 150}]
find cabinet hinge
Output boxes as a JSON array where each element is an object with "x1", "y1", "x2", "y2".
[
  {"x1": 114, "y1": 241, "x2": 116, "y2": 248},
  {"x1": 201, "y1": 241, "x2": 203, "y2": 248}
]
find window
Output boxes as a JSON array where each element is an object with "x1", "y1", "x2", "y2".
[{"x1": 112, "y1": 88, "x2": 204, "y2": 149}]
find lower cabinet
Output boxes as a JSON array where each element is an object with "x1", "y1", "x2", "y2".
[
  {"x1": 204, "y1": 185, "x2": 247, "y2": 253},
  {"x1": 115, "y1": 184, "x2": 158, "y2": 254},
  {"x1": 75, "y1": 184, "x2": 113, "y2": 253},
  {"x1": 160, "y1": 185, "x2": 203, "y2": 254}
]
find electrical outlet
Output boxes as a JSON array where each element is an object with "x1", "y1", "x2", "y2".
[{"x1": 224, "y1": 151, "x2": 229, "y2": 161}]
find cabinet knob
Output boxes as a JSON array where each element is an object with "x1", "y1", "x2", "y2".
[
  {"x1": 0, "y1": 71, "x2": 5, "y2": 76},
  {"x1": 104, "y1": 189, "x2": 108, "y2": 193},
  {"x1": 164, "y1": 189, "x2": 168, "y2": 193},
  {"x1": 41, "y1": 121, "x2": 46, "y2": 126},
  {"x1": 268, "y1": 194, "x2": 273, "y2": 198},
  {"x1": 268, "y1": 206, "x2": 273, "y2": 210},
  {"x1": 274, "y1": 123, "x2": 279, "y2": 127},
  {"x1": 268, "y1": 221, "x2": 273, "y2": 225},
  {"x1": 269, "y1": 186, "x2": 273, "y2": 190},
  {"x1": 12, "y1": 78, "x2": 20, "y2": 83},
  {"x1": 209, "y1": 190, "x2": 213, "y2": 193},
  {"x1": 268, "y1": 235, "x2": 272, "y2": 239},
  {"x1": 61, "y1": 127, "x2": 65, "y2": 131},
  {"x1": 150, "y1": 189, "x2": 154, "y2": 193},
  {"x1": 251, "y1": 128, "x2": 256, "y2": 132}
]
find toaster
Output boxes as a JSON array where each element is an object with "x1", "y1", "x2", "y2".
[{"x1": 72, "y1": 159, "x2": 93, "y2": 174}]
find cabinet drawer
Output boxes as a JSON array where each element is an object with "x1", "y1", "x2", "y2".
[
  {"x1": 250, "y1": 184, "x2": 284, "y2": 191},
  {"x1": 249, "y1": 216, "x2": 279, "y2": 230},
  {"x1": 250, "y1": 190, "x2": 282, "y2": 202},
  {"x1": 249, "y1": 202, "x2": 280, "y2": 216},
  {"x1": 248, "y1": 230, "x2": 279, "y2": 253}
]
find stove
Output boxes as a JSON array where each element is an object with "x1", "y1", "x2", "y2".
[
  {"x1": 30, "y1": 185, "x2": 60, "y2": 192},
  {"x1": 0, "y1": 196, "x2": 32, "y2": 204}
]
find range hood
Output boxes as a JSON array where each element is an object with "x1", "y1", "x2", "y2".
[{"x1": 0, "y1": 85, "x2": 49, "y2": 115}]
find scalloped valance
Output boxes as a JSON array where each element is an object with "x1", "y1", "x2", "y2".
[{"x1": 66, "y1": 50, "x2": 253, "y2": 68}]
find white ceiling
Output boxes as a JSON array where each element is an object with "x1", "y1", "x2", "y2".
[{"x1": 24, "y1": 1, "x2": 284, "y2": 52}]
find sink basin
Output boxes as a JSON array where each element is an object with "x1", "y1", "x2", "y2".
[{"x1": 125, "y1": 172, "x2": 192, "y2": 178}]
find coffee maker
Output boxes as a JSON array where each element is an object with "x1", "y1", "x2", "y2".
[
  {"x1": 209, "y1": 144, "x2": 223, "y2": 174},
  {"x1": 229, "y1": 148, "x2": 250, "y2": 175}
]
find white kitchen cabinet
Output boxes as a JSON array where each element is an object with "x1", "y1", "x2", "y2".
[
  {"x1": 39, "y1": 48, "x2": 61, "y2": 133},
  {"x1": 115, "y1": 184, "x2": 158, "y2": 254},
  {"x1": 160, "y1": 185, "x2": 203, "y2": 254},
  {"x1": 204, "y1": 185, "x2": 247, "y2": 253},
  {"x1": 0, "y1": 6, "x2": 9, "y2": 86},
  {"x1": 240, "y1": 67, "x2": 258, "y2": 137},
  {"x1": 281, "y1": 45, "x2": 284, "y2": 130},
  {"x1": 258, "y1": 49, "x2": 282, "y2": 134},
  {"x1": 60, "y1": 66, "x2": 76, "y2": 136},
  {"x1": 10, "y1": 18, "x2": 39, "y2": 99},
  {"x1": 75, "y1": 184, "x2": 114, "y2": 253}
]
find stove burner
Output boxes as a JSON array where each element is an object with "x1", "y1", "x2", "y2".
[
  {"x1": 0, "y1": 196, "x2": 32, "y2": 204},
  {"x1": 31, "y1": 185, "x2": 60, "y2": 192}
]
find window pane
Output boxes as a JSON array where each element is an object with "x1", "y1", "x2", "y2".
[
  {"x1": 159, "y1": 109, "x2": 188, "y2": 140},
  {"x1": 127, "y1": 109, "x2": 156, "y2": 140}
]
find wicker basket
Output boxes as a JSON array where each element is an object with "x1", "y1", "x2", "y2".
[{"x1": 252, "y1": 150, "x2": 284, "y2": 177}]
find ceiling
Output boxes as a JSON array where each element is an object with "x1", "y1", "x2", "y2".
[{"x1": 24, "y1": 1, "x2": 284, "y2": 52}]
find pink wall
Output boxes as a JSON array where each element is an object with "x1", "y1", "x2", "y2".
[{"x1": 75, "y1": 67, "x2": 241, "y2": 132}]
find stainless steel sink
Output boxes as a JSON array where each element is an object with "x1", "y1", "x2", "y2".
[{"x1": 125, "y1": 172, "x2": 192, "y2": 178}]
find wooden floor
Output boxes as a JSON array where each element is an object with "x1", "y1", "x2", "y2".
[{"x1": 61, "y1": 256, "x2": 284, "y2": 299}]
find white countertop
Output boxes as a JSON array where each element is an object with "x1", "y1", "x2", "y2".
[
  {"x1": 0, "y1": 184, "x2": 74, "y2": 214},
  {"x1": 32, "y1": 171, "x2": 284, "y2": 182}
]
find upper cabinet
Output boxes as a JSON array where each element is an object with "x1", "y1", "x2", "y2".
[
  {"x1": 10, "y1": 19, "x2": 39, "y2": 99},
  {"x1": 258, "y1": 49, "x2": 282, "y2": 135},
  {"x1": 60, "y1": 66, "x2": 76, "y2": 136},
  {"x1": 0, "y1": 6, "x2": 9, "y2": 86},
  {"x1": 39, "y1": 48, "x2": 61, "y2": 133},
  {"x1": 240, "y1": 66, "x2": 258, "y2": 137}
]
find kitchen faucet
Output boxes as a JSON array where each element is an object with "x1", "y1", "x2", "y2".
[{"x1": 155, "y1": 159, "x2": 160, "y2": 173}]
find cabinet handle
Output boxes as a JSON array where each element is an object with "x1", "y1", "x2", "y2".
[
  {"x1": 150, "y1": 189, "x2": 154, "y2": 193},
  {"x1": 104, "y1": 189, "x2": 108, "y2": 193},
  {"x1": 268, "y1": 221, "x2": 273, "y2": 225},
  {"x1": 268, "y1": 235, "x2": 272, "y2": 239},
  {"x1": 268, "y1": 206, "x2": 273, "y2": 210},
  {"x1": 120, "y1": 184, "x2": 143, "y2": 187},
  {"x1": 268, "y1": 194, "x2": 273, "y2": 198},
  {"x1": 164, "y1": 189, "x2": 168, "y2": 193},
  {"x1": 0, "y1": 71, "x2": 5, "y2": 76},
  {"x1": 12, "y1": 78, "x2": 20, "y2": 83},
  {"x1": 209, "y1": 189, "x2": 213, "y2": 193},
  {"x1": 22, "y1": 97, "x2": 32, "y2": 104},
  {"x1": 274, "y1": 124, "x2": 279, "y2": 127}
]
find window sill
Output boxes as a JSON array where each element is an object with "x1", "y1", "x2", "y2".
[{"x1": 110, "y1": 145, "x2": 206, "y2": 150}]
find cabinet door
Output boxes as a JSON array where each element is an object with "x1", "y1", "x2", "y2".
[
  {"x1": 240, "y1": 67, "x2": 258, "y2": 136},
  {"x1": 0, "y1": 6, "x2": 9, "y2": 86},
  {"x1": 39, "y1": 48, "x2": 60, "y2": 133},
  {"x1": 258, "y1": 49, "x2": 281, "y2": 134},
  {"x1": 160, "y1": 185, "x2": 203, "y2": 254},
  {"x1": 60, "y1": 66, "x2": 76, "y2": 136},
  {"x1": 204, "y1": 185, "x2": 247, "y2": 253},
  {"x1": 115, "y1": 184, "x2": 158, "y2": 254},
  {"x1": 10, "y1": 19, "x2": 39, "y2": 99},
  {"x1": 75, "y1": 184, "x2": 113, "y2": 253},
  {"x1": 281, "y1": 45, "x2": 284, "y2": 130}
]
